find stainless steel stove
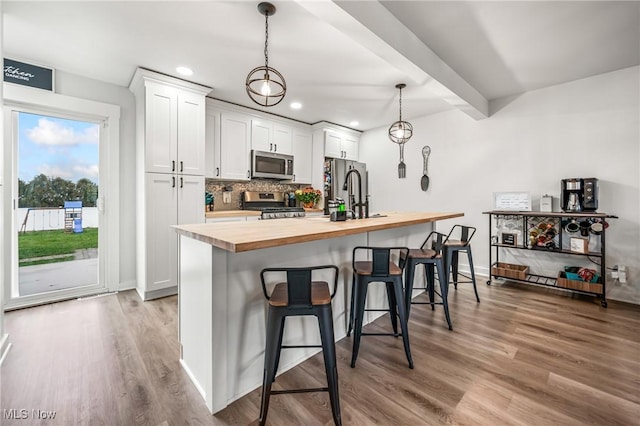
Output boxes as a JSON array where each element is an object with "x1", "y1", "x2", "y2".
[{"x1": 242, "y1": 191, "x2": 306, "y2": 220}]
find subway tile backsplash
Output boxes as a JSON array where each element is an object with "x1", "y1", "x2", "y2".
[{"x1": 205, "y1": 179, "x2": 303, "y2": 211}]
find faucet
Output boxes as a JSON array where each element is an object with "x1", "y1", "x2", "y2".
[{"x1": 342, "y1": 168, "x2": 369, "y2": 219}]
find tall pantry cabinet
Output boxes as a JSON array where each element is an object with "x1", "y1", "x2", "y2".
[{"x1": 130, "y1": 68, "x2": 211, "y2": 300}]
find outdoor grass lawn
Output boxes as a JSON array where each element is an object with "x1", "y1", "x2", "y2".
[{"x1": 19, "y1": 228, "x2": 98, "y2": 260}]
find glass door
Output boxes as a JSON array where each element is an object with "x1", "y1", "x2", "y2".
[{"x1": 8, "y1": 109, "x2": 105, "y2": 304}]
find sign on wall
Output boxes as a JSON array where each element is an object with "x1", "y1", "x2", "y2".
[{"x1": 3, "y1": 58, "x2": 54, "y2": 91}]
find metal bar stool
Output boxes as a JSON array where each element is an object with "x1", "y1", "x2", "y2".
[
  {"x1": 443, "y1": 225, "x2": 480, "y2": 302},
  {"x1": 401, "y1": 231, "x2": 453, "y2": 330},
  {"x1": 346, "y1": 246, "x2": 414, "y2": 369},
  {"x1": 259, "y1": 265, "x2": 341, "y2": 426}
]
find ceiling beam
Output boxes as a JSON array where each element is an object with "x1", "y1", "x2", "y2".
[{"x1": 296, "y1": 0, "x2": 489, "y2": 120}]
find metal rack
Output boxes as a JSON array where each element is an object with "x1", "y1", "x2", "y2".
[{"x1": 483, "y1": 210, "x2": 617, "y2": 307}]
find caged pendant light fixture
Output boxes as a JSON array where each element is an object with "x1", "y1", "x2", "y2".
[
  {"x1": 246, "y1": 2, "x2": 286, "y2": 107},
  {"x1": 388, "y1": 83, "x2": 413, "y2": 144}
]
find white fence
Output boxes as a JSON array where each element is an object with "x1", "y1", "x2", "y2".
[{"x1": 17, "y1": 207, "x2": 99, "y2": 232}]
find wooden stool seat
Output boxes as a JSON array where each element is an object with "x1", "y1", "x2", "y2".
[
  {"x1": 444, "y1": 240, "x2": 465, "y2": 247},
  {"x1": 269, "y1": 281, "x2": 331, "y2": 306},
  {"x1": 354, "y1": 261, "x2": 402, "y2": 276},
  {"x1": 406, "y1": 248, "x2": 439, "y2": 259}
]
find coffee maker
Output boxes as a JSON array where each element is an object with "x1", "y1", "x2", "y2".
[{"x1": 561, "y1": 178, "x2": 598, "y2": 212}]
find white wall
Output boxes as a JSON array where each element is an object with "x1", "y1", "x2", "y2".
[
  {"x1": 360, "y1": 66, "x2": 640, "y2": 304},
  {"x1": 53, "y1": 70, "x2": 137, "y2": 289}
]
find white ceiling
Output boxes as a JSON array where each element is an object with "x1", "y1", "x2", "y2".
[{"x1": 3, "y1": 1, "x2": 639, "y2": 131}]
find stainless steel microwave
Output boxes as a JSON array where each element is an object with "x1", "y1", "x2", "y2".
[{"x1": 251, "y1": 150, "x2": 294, "y2": 180}]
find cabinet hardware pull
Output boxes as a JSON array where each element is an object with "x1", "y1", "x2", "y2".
[
  {"x1": 180, "y1": 177, "x2": 183, "y2": 188},
  {"x1": 180, "y1": 161, "x2": 183, "y2": 172},
  {"x1": 216, "y1": 167, "x2": 220, "y2": 176},
  {"x1": 247, "y1": 170, "x2": 250, "y2": 178},
  {"x1": 270, "y1": 143, "x2": 273, "y2": 151},
  {"x1": 172, "y1": 176, "x2": 176, "y2": 188},
  {"x1": 293, "y1": 174, "x2": 295, "y2": 182},
  {"x1": 172, "y1": 160, "x2": 175, "y2": 172},
  {"x1": 274, "y1": 144, "x2": 277, "y2": 152}
]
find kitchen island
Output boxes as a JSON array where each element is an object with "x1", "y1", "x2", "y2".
[{"x1": 173, "y1": 211, "x2": 463, "y2": 414}]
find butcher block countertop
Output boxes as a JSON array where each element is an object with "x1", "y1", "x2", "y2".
[
  {"x1": 205, "y1": 210, "x2": 261, "y2": 219},
  {"x1": 174, "y1": 211, "x2": 463, "y2": 253}
]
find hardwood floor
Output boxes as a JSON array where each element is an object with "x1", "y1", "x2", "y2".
[{"x1": 2, "y1": 279, "x2": 639, "y2": 425}]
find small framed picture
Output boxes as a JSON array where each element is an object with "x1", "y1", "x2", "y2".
[
  {"x1": 501, "y1": 233, "x2": 517, "y2": 246},
  {"x1": 570, "y1": 237, "x2": 588, "y2": 253}
]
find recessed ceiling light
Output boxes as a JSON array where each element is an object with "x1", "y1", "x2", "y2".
[
  {"x1": 290, "y1": 102, "x2": 302, "y2": 110},
  {"x1": 176, "y1": 66, "x2": 193, "y2": 76},
  {"x1": 350, "y1": 121, "x2": 359, "y2": 127}
]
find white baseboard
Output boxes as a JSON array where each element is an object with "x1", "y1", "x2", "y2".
[{"x1": 141, "y1": 286, "x2": 178, "y2": 301}]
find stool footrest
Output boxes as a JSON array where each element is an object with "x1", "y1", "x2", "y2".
[
  {"x1": 410, "y1": 301, "x2": 444, "y2": 305},
  {"x1": 364, "y1": 308, "x2": 394, "y2": 312},
  {"x1": 281, "y1": 344, "x2": 322, "y2": 349},
  {"x1": 271, "y1": 387, "x2": 329, "y2": 395}
]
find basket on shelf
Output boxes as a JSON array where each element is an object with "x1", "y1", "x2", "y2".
[
  {"x1": 491, "y1": 262, "x2": 529, "y2": 280},
  {"x1": 557, "y1": 271, "x2": 603, "y2": 294}
]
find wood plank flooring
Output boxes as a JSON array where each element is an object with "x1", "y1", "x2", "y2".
[{"x1": 2, "y1": 279, "x2": 639, "y2": 425}]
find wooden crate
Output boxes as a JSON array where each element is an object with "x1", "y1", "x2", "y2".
[
  {"x1": 491, "y1": 262, "x2": 529, "y2": 280},
  {"x1": 557, "y1": 272, "x2": 603, "y2": 294}
]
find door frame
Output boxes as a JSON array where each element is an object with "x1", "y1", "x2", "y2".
[{"x1": 2, "y1": 84, "x2": 120, "y2": 309}]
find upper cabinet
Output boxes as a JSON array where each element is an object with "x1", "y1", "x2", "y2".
[
  {"x1": 322, "y1": 128, "x2": 360, "y2": 161},
  {"x1": 251, "y1": 119, "x2": 292, "y2": 154},
  {"x1": 130, "y1": 69, "x2": 209, "y2": 175},
  {"x1": 292, "y1": 128, "x2": 313, "y2": 184},
  {"x1": 206, "y1": 105, "x2": 251, "y2": 181}
]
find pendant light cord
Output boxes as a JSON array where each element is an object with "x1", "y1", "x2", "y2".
[
  {"x1": 398, "y1": 85, "x2": 403, "y2": 122},
  {"x1": 264, "y1": 13, "x2": 270, "y2": 75}
]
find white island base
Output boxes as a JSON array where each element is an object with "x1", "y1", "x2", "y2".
[{"x1": 175, "y1": 213, "x2": 462, "y2": 414}]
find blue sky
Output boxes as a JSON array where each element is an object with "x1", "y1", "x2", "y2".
[{"x1": 18, "y1": 112, "x2": 99, "y2": 184}]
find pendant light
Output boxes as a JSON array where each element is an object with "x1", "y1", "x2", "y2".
[
  {"x1": 246, "y1": 2, "x2": 286, "y2": 107},
  {"x1": 388, "y1": 83, "x2": 413, "y2": 144}
]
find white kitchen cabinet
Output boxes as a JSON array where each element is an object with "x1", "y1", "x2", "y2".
[
  {"x1": 130, "y1": 68, "x2": 210, "y2": 300},
  {"x1": 342, "y1": 135, "x2": 359, "y2": 161},
  {"x1": 216, "y1": 112, "x2": 251, "y2": 181},
  {"x1": 272, "y1": 123, "x2": 293, "y2": 155},
  {"x1": 145, "y1": 173, "x2": 204, "y2": 294},
  {"x1": 324, "y1": 130, "x2": 343, "y2": 159},
  {"x1": 292, "y1": 128, "x2": 313, "y2": 184},
  {"x1": 323, "y1": 129, "x2": 359, "y2": 160},
  {"x1": 141, "y1": 79, "x2": 206, "y2": 175},
  {"x1": 251, "y1": 119, "x2": 292, "y2": 155},
  {"x1": 251, "y1": 119, "x2": 272, "y2": 153}
]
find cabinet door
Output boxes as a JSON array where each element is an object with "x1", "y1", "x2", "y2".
[
  {"x1": 342, "y1": 135, "x2": 359, "y2": 161},
  {"x1": 251, "y1": 119, "x2": 272, "y2": 152},
  {"x1": 177, "y1": 91, "x2": 205, "y2": 175},
  {"x1": 177, "y1": 175, "x2": 205, "y2": 225},
  {"x1": 324, "y1": 130, "x2": 343, "y2": 158},
  {"x1": 205, "y1": 108, "x2": 220, "y2": 178},
  {"x1": 292, "y1": 129, "x2": 312, "y2": 184},
  {"x1": 145, "y1": 173, "x2": 178, "y2": 291},
  {"x1": 219, "y1": 112, "x2": 251, "y2": 181},
  {"x1": 273, "y1": 123, "x2": 293, "y2": 154},
  {"x1": 145, "y1": 84, "x2": 177, "y2": 173}
]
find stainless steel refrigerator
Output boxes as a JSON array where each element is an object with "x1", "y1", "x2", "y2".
[{"x1": 323, "y1": 158, "x2": 368, "y2": 216}]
